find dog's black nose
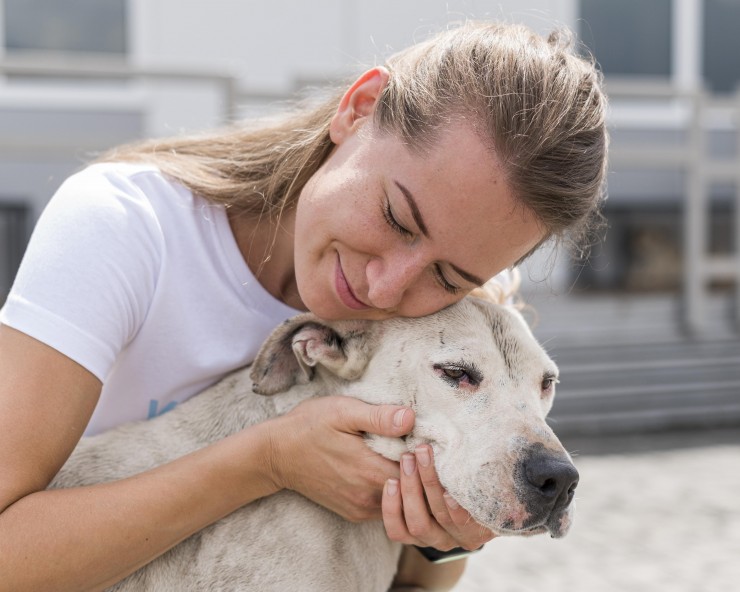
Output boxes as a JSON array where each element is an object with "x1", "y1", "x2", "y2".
[{"x1": 522, "y1": 451, "x2": 579, "y2": 510}]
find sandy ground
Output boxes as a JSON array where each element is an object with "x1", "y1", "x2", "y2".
[{"x1": 453, "y1": 443, "x2": 740, "y2": 592}]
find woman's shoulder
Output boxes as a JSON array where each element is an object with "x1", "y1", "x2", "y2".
[
  {"x1": 62, "y1": 161, "x2": 180, "y2": 199},
  {"x1": 49, "y1": 161, "x2": 204, "y2": 225}
]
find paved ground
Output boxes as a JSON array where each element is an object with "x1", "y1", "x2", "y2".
[{"x1": 454, "y1": 437, "x2": 740, "y2": 592}]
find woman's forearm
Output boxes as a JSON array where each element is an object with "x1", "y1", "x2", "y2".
[
  {"x1": 0, "y1": 422, "x2": 279, "y2": 592},
  {"x1": 392, "y1": 546, "x2": 468, "y2": 591}
]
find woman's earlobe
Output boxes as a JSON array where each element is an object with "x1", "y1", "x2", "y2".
[{"x1": 328, "y1": 110, "x2": 350, "y2": 145}]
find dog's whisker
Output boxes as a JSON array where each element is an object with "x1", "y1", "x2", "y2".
[{"x1": 539, "y1": 336, "x2": 557, "y2": 348}]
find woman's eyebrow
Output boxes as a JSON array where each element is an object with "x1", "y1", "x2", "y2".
[
  {"x1": 394, "y1": 180, "x2": 484, "y2": 287},
  {"x1": 450, "y1": 264, "x2": 485, "y2": 287},
  {"x1": 394, "y1": 180, "x2": 430, "y2": 238}
]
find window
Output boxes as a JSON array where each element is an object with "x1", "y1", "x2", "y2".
[
  {"x1": 3, "y1": 0, "x2": 127, "y2": 55},
  {"x1": 0, "y1": 202, "x2": 29, "y2": 305},
  {"x1": 703, "y1": 0, "x2": 740, "y2": 93},
  {"x1": 579, "y1": 0, "x2": 673, "y2": 78}
]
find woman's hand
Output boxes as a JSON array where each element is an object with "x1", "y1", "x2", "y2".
[
  {"x1": 265, "y1": 395, "x2": 415, "y2": 522},
  {"x1": 382, "y1": 445, "x2": 495, "y2": 552}
]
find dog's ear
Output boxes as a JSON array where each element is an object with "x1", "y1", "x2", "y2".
[{"x1": 250, "y1": 314, "x2": 375, "y2": 395}]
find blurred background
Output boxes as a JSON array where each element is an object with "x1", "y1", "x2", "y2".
[{"x1": 0, "y1": 1, "x2": 738, "y2": 589}]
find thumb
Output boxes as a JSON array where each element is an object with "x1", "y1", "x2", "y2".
[{"x1": 332, "y1": 397, "x2": 415, "y2": 437}]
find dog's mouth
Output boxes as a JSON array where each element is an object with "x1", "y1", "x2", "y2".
[
  {"x1": 496, "y1": 524, "x2": 549, "y2": 537},
  {"x1": 494, "y1": 507, "x2": 572, "y2": 539}
]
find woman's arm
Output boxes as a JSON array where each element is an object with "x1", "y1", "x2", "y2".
[
  {"x1": 0, "y1": 324, "x2": 416, "y2": 592},
  {"x1": 0, "y1": 324, "x2": 281, "y2": 592},
  {"x1": 391, "y1": 547, "x2": 467, "y2": 591}
]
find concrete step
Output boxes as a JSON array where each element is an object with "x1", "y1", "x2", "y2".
[
  {"x1": 527, "y1": 293, "x2": 740, "y2": 436},
  {"x1": 546, "y1": 341, "x2": 740, "y2": 435}
]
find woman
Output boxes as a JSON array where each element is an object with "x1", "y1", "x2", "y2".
[{"x1": 0, "y1": 21, "x2": 607, "y2": 591}]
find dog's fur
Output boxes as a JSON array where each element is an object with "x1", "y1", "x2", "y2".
[{"x1": 50, "y1": 296, "x2": 578, "y2": 591}]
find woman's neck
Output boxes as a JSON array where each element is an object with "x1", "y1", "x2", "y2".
[{"x1": 228, "y1": 207, "x2": 305, "y2": 310}]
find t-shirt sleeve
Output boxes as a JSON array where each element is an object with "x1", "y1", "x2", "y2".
[{"x1": 0, "y1": 165, "x2": 163, "y2": 381}]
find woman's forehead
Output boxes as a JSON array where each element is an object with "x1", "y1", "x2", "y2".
[{"x1": 384, "y1": 125, "x2": 544, "y2": 273}]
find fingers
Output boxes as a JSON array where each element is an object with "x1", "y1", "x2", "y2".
[
  {"x1": 382, "y1": 453, "x2": 456, "y2": 550},
  {"x1": 413, "y1": 447, "x2": 459, "y2": 537},
  {"x1": 328, "y1": 396, "x2": 415, "y2": 438},
  {"x1": 400, "y1": 453, "x2": 459, "y2": 550},
  {"x1": 275, "y1": 397, "x2": 411, "y2": 523},
  {"x1": 382, "y1": 445, "x2": 496, "y2": 551},
  {"x1": 417, "y1": 446, "x2": 495, "y2": 550},
  {"x1": 381, "y1": 478, "x2": 409, "y2": 541}
]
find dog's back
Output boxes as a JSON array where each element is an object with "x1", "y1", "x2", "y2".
[{"x1": 51, "y1": 365, "x2": 401, "y2": 592}]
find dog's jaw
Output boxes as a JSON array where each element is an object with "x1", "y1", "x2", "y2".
[
  {"x1": 363, "y1": 433, "x2": 408, "y2": 461},
  {"x1": 361, "y1": 410, "x2": 578, "y2": 540}
]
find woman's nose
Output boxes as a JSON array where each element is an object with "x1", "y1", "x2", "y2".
[{"x1": 365, "y1": 255, "x2": 423, "y2": 310}]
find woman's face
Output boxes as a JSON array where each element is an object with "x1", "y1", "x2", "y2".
[
  {"x1": 290, "y1": 68, "x2": 544, "y2": 321},
  {"x1": 292, "y1": 119, "x2": 545, "y2": 321}
]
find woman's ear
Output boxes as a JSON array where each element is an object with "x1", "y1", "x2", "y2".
[{"x1": 329, "y1": 66, "x2": 390, "y2": 145}]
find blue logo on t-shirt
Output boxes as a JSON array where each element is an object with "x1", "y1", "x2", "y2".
[{"x1": 148, "y1": 399, "x2": 178, "y2": 420}]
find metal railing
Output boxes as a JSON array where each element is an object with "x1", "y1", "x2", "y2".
[
  {"x1": 0, "y1": 53, "x2": 241, "y2": 123},
  {"x1": 0, "y1": 53, "x2": 304, "y2": 122},
  {"x1": 606, "y1": 80, "x2": 740, "y2": 334},
  {"x1": 0, "y1": 201, "x2": 29, "y2": 303}
]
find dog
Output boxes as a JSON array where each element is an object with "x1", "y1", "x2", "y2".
[{"x1": 50, "y1": 295, "x2": 578, "y2": 591}]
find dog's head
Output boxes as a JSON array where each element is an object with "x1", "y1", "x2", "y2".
[{"x1": 250, "y1": 297, "x2": 577, "y2": 538}]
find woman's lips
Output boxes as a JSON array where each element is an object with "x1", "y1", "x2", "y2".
[{"x1": 335, "y1": 256, "x2": 370, "y2": 310}]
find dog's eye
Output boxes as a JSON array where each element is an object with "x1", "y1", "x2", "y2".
[
  {"x1": 541, "y1": 375, "x2": 559, "y2": 393},
  {"x1": 443, "y1": 368, "x2": 465, "y2": 380},
  {"x1": 434, "y1": 363, "x2": 482, "y2": 388}
]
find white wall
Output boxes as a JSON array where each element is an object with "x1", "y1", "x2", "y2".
[
  {"x1": 126, "y1": 0, "x2": 580, "y2": 292},
  {"x1": 131, "y1": 0, "x2": 346, "y2": 92},
  {"x1": 126, "y1": 0, "x2": 579, "y2": 177},
  {"x1": 1, "y1": 0, "x2": 580, "y2": 291},
  {"x1": 129, "y1": 0, "x2": 574, "y2": 92}
]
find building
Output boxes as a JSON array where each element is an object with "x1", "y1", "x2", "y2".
[{"x1": 1, "y1": 0, "x2": 739, "y2": 434}]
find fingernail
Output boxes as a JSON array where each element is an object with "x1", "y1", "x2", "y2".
[
  {"x1": 393, "y1": 408, "x2": 407, "y2": 428},
  {"x1": 444, "y1": 493, "x2": 459, "y2": 509},
  {"x1": 387, "y1": 479, "x2": 398, "y2": 497},
  {"x1": 402, "y1": 454, "x2": 416, "y2": 476},
  {"x1": 415, "y1": 446, "x2": 430, "y2": 468}
]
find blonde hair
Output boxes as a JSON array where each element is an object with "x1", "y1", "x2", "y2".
[
  {"x1": 100, "y1": 21, "x2": 608, "y2": 258},
  {"x1": 470, "y1": 268, "x2": 522, "y2": 306}
]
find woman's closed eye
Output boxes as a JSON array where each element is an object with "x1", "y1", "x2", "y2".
[
  {"x1": 382, "y1": 197, "x2": 461, "y2": 295},
  {"x1": 382, "y1": 197, "x2": 413, "y2": 238},
  {"x1": 432, "y1": 265, "x2": 461, "y2": 295}
]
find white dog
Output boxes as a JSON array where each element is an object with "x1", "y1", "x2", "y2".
[{"x1": 50, "y1": 296, "x2": 578, "y2": 591}]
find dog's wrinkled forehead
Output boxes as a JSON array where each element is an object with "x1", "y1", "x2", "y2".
[
  {"x1": 471, "y1": 299, "x2": 552, "y2": 380},
  {"x1": 385, "y1": 298, "x2": 548, "y2": 369}
]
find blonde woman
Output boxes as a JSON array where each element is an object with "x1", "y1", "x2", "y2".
[{"x1": 0, "y1": 22, "x2": 607, "y2": 591}]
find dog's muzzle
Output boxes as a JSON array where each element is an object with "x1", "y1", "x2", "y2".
[{"x1": 518, "y1": 443, "x2": 579, "y2": 538}]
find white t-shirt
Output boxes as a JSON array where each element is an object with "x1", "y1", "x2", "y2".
[{"x1": 0, "y1": 163, "x2": 300, "y2": 435}]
